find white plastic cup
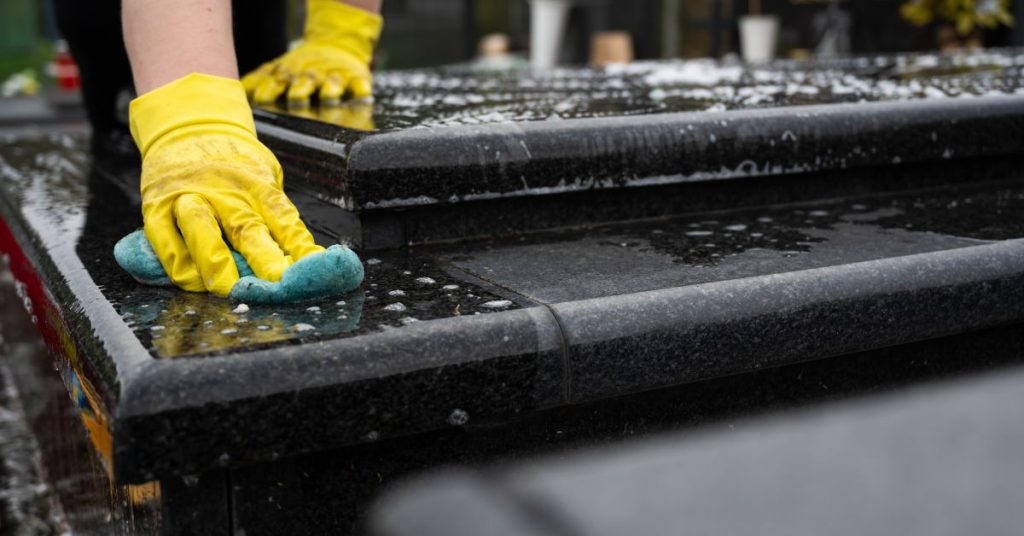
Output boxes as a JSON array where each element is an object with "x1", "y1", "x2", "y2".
[
  {"x1": 530, "y1": 0, "x2": 571, "y2": 69},
  {"x1": 739, "y1": 15, "x2": 780, "y2": 63}
]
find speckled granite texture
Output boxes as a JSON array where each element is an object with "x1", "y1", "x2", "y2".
[
  {"x1": 2, "y1": 131, "x2": 1024, "y2": 488},
  {"x1": 252, "y1": 50, "x2": 1024, "y2": 248}
]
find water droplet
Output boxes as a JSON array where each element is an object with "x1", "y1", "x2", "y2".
[
  {"x1": 293, "y1": 323, "x2": 315, "y2": 332},
  {"x1": 724, "y1": 224, "x2": 748, "y2": 232},
  {"x1": 306, "y1": 306, "x2": 321, "y2": 313},
  {"x1": 448, "y1": 408, "x2": 470, "y2": 426},
  {"x1": 481, "y1": 300, "x2": 513, "y2": 309},
  {"x1": 685, "y1": 230, "x2": 713, "y2": 237},
  {"x1": 384, "y1": 302, "x2": 407, "y2": 312},
  {"x1": 256, "y1": 325, "x2": 271, "y2": 331},
  {"x1": 150, "y1": 325, "x2": 165, "y2": 331},
  {"x1": 366, "y1": 258, "x2": 382, "y2": 265},
  {"x1": 220, "y1": 328, "x2": 238, "y2": 335},
  {"x1": 415, "y1": 277, "x2": 436, "y2": 284},
  {"x1": 232, "y1": 304, "x2": 250, "y2": 314},
  {"x1": 388, "y1": 290, "x2": 406, "y2": 297},
  {"x1": 809, "y1": 210, "x2": 829, "y2": 217},
  {"x1": 441, "y1": 284, "x2": 460, "y2": 291},
  {"x1": 335, "y1": 300, "x2": 346, "y2": 306}
]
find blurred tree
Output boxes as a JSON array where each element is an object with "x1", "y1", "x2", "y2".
[{"x1": 0, "y1": 0, "x2": 52, "y2": 82}]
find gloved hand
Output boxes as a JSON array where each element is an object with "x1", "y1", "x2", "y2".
[
  {"x1": 130, "y1": 72, "x2": 323, "y2": 296},
  {"x1": 242, "y1": 0, "x2": 382, "y2": 105}
]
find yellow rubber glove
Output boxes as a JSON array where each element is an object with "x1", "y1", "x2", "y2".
[
  {"x1": 242, "y1": 0, "x2": 382, "y2": 105},
  {"x1": 130, "y1": 73, "x2": 324, "y2": 296}
]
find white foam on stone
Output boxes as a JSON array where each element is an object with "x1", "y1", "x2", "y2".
[
  {"x1": 481, "y1": 300, "x2": 513, "y2": 309},
  {"x1": 306, "y1": 306, "x2": 321, "y2": 313},
  {"x1": 442, "y1": 284, "x2": 459, "y2": 291},
  {"x1": 384, "y1": 302, "x2": 407, "y2": 312},
  {"x1": 388, "y1": 290, "x2": 406, "y2": 297},
  {"x1": 232, "y1": 304, "x2": 250, "y2": 314},
  {"x1": 220, "y1": 328, "x2": 238, "y2": 335},
  {"x1": 415, "y1": 277, "x2": 436, "y2": 285},
  {"x1": 293, "y1": 323, "x2": 315, "y2": 332}
]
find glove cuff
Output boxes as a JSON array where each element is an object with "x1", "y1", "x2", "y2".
[
  {"x1": 129, "y1": 73, "x2": 257, "y2": 159},
  {"x1": 305, "y1": 0, "x2": 382, "y2": 65}
]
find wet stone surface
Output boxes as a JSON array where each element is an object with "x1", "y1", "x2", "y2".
[
  {"x1": 262, "y1": 50, "x2": 1024, "y2": 130},
  {"x1": 111, "y1": 252, "x2": 521, "y2": 359},
  {"x1": 616, "y1": 183, "x2": 1024, "y2": 267},
  {"x1": 0, "y1": 134, "x2": 522, "y2": 360},
  {"x1": 442, "y1": 180, "x2": 1024, "y2": 303}
]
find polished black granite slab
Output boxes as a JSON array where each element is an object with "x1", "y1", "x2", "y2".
[
  {"x1": 371, "y1": 358, "x2": 1024, "y2": 536},
  {"x1": 253, "y1": 50, "x2": 1024, "y2": 248},
  {"x1": 2, "y1": 131, "x2": 1024, "y2": 486}
]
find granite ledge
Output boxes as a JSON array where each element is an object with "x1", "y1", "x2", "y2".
[
  {"x1": 260, "y1": 96, "x2": 1024, "y2": 212},
  {"x1": 114, "y1": 306, "x2": 565, "y2": 483},
  {"x1": 555, "y1": 238, "x2": 1024, "y2": 402}
]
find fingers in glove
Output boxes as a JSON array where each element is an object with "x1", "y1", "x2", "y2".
[
  {"x1": 346, "y1": 75, "x2": 373, "y2": 100},
  {"x1": 286, "y1": 73, "x2": 319, "y2": 105},
  {"x1": 143, "y1": 200, "x2": 205, "y2": 292},
  {"x1": 173, "y1": 194, "x2": 239, "y2": 296},
  {"x1": 319, "y1": 71, "x2": 349, "y2": 105},
  {"x1": 241, "y1": 64, "x2": 273, "y2": 98},
  {"x1": 210, "y1": 195, "x2": 292, "y2": 282},
  {"x1": 257, "y1": 188, "x2": 324, "y2": 260},
  {"x1": 253, "y1": 70, "x2": 291, "y2": 104}
]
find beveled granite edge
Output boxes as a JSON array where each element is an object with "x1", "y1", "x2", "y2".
[
  {"x1": 0, "y1": 164, "x2": 569, "y2": 484},
  {"x1": 554, "y1": 239, "x2": 1024, "y2": 402},
  {"x1": 113, "y1": 306, "x2": 566, "y2": 482},
  {"x1": 257, "y1": 95, "x2": 1024, "y2": 210}
]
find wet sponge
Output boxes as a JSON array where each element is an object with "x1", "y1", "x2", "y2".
[{"x1": 113, "y1": 229, "x2": 363, "y2": 304}]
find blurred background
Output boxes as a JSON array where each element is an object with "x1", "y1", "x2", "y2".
[{"x1": 1, "y1": 0, "x2": 1022, "y2": 117}]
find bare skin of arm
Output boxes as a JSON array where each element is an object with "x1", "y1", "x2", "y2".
[{"x1": 123, "y1": 0, "x2": 381, "y2": 95}]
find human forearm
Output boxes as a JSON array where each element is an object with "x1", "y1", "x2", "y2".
[
  {"x1": 340, "y1": 0, "x2": 380, "y2": 14},
  {"x1": 123, "y1": 0, "x2": 239, "y2": 94}
]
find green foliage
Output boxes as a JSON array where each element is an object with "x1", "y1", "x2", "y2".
[
  {"x1": 0, "y1": 39, "x2": 53, "y2": 85},
  {"x1": 901, "y1": 0, "x2": 1015, "y2": 35}
]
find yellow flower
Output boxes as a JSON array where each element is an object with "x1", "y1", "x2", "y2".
[{"x1": 900, "y1": 0, "x2": 1015, "y2": 35}]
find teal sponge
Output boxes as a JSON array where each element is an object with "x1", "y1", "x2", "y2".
[{"x1": 113, "y1": 229, "x2": 363, "y2": 304}]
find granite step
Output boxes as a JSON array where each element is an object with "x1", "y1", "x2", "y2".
[
  {"x1": 254, "y1": 50, "x2": 1024, "y2": 248},
  {"x1": 1, "y1": 132, "x2": 1023, "y2": 487}
]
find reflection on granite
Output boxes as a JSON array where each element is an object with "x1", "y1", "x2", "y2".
[
  {"x1": 611, "y1": 184, "x2": 1024, "y2": 267},
  {"x1": 262, "y1": 50, "x2": 1024, "y2": 131},
  {"x1": 443, "y1": 180, "x2": 1024, "y2": 303},
  {"x1": 0, "y1": 134, "x2": 522, "y2": 360},
  {"x1": 116, "y1": 252, "x2": 520, "y2": 359}
]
